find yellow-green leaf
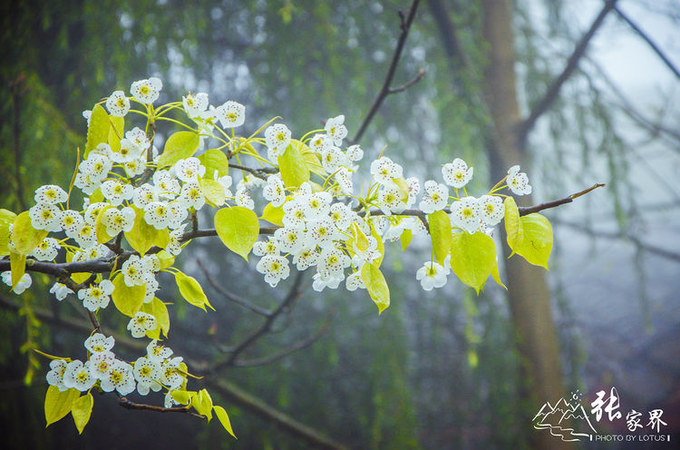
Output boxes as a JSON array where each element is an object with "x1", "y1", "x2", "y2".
[
  {"x1": 10, "y1": 252, "x2": 26, "y2": 288},
  {"x1": 214, "y1": 405, "x2": 237, "y2": 438},
  {"x1": 194, "y1": 389, "x2": 213, "y2": 421},
  {"x1": 95, "y1": 205, "x2": 115, "y2": 244},
  {"x1": 400, "y1": 228, "x2": 413, "y2": 252},
  {"x1": 156, "y1": 250, "x2": 176, "y2": 269},
  {"x1": 214, "y1": 207, "x2": 259, "y2": 261},
  {"x1": 303, "y1": 150, "x2": 326, "y2": 177},
  {"x1": 450, "y1": 232, "x2": 497, "y2": 294},
  {"x1": 491, "y1": 260, "x2": 506, "y2": 289},
  {"x1": 111, "y1": 274, "x2": 146, "y2": 317},
  {"x1": 428, "y1": 210, "x2": 452, "y2": 265},
  {"x1": 369, "y1": 222, "x2": 385, "y2": 267},
  {"x1": 124, "y1": 206, "x2": 169, "y2": 255},
  {"x1": 175, "y1": 271, "x2": 214, "y2": 311},
  {"x1": 12, "y1": 211, "x2": 48, "y2": 255},
  {"x1": 278, "y1": 140, "x2": 310, "y2": 188},
  {"x1": 85, "y1": 104, "x2": 110, "y2": 157},
  {"x1": 198, "y1": 177, "x2": 226, "y2": 207},
  {"x1": 108, "y1": 116, "x2": 125, "y2": 154},
  {"x1": 152, "y1": 298, "x2": 170, "y2": 337},
  {"x1": 511, "y1": 213, "x2": 553, "y2": 269},
  {"x1": 361, "y1": 261, "x2": 390, "y2": 314},
  {"x1": 45, "y1": 386, "x2": 79, "y2": 427},
  {"x1": 0, "y1": 209, "x2": 17, "y2": 256},
  {"x1": 504, "y1": 197, "x2": 523, "y2": 256},
  {"x1": 66, "y1": 251, "x2": 90, "y2": 284},
  {"x1": 171, "y1": 390, "x2": 192, "y2": 405},
  {"x1": 71, "y1": 393, "x2": 94, "y2": 434},
  {"x1": 260, "y1": 202, "x2": 285, "y2": 226},
  {"x1": 198, "y1": 149, "x2": 229, "y2": 178},
  {"x1": 158, "y1": 131, "x2": 200, "y2": 168}
]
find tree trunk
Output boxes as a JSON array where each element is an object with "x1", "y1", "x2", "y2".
[{"x1": 479, "y1": 1, "x2": 570, "y2": 448}]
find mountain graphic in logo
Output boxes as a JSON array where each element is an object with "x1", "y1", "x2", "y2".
[{"x1": 533, "y1": 392, "x2": 597, "y2": 442}]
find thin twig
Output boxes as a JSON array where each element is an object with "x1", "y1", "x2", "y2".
[
  {"x1": 351, "y1": 0, "x2": 422, "y2": 145},
  {"x1": 229, "y1": 163, "x2": 278, "y2": 179},
  {"x1": 233, "y1": 309, "x2": 336, "y2": 368},
  {"x1": 614, "y1": 5, "x2": 680, "y2": 80},
  {"x1": 208, "y1": 271, "x2": 305, "y2": 374},
  {"x1": 197, "y1": 259, "x2": 271, "y2": 317},
  {"x1": 118, "y1": 396, "x2": 205, "y2": 419},
  {"x1": 518, "y1": 0, "x2": 618, "y2": 146}
]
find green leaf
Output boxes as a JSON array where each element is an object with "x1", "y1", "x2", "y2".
[
  {"x1": 511, "y1": 213, "x2": 553, "y2": 269},
  {"x1": 361, "y1": 261, "x2": 390, "y2": 314},
  {"x1": 175, "y1": 271, "x2": 214, "y2": 311},
  {"x1": 152, "y1": 298, "x2": 170, "y2": 337},
  {"x1": 111, "y1": 274, "x2": 146, "y2": 317},
  {"x1": 214, "y1": 207, "x2": 259, "y2": 261},
  {"x1": 198, "y1": 177, "x2": 226, "y2": 207},
  {"x1": 45, "y1": 386, "x2": 79, "y2": 427},
  {"x1": 450, "y1": 232, "x2": 497, "y2": 294},
  {"x1": 194, "y1": 389, "x2": 213, "y2": 421},
  {"x1": 428, "y1": 210, "x2": 452, "y2": 265},
  {"x1": 108, "y1": 116, "x2": 125, "y2": 155},
  {"x1": 71, "y1": 393, "x2": 94, "y2": 434},
  {"x1": 369, "y1": 222, "x2": 385, "y2": 267},
  {"x1": 214, "y1": 405, "x2": 237, "y2": 438},
  {"x1": 0, "y1": 209, "x2": 17, "y2": 256},
  {"x1": 12, "y1": 211, "x2": 48, "y2": 255},
  {"x1": 124, "y1": 206, "x2": 169, "y2": 255},
  {"x1": 85, "y1": 104, "x2": 110, "y2": 157},
  {"x1": 171, "y1": 390, "x2": 192, "y2": 405},
  {"x1": 10, "y1": 252, "x2": 26, "y2": 288},
  {"x1": 198, "y1": 149, "x2": 229, "y2": 178},
  {"x1": 260, "y1": 202, "x2": 285, "y2": 226},
  {"x1": 504, "y1": 197, "x2": 523, "y2": 256},
  {"x1": 278, "y1": 140, "x2": 310, "y2": 188},
  {"x1": 400, "y1": 228, "x2": 413, "y2": 252},
  {"x1": 158, "y1": 131, "x2": 200, "y2": 168},
  {"x1": 95, "y1": 205, "x2": 115, "y2": 244}
]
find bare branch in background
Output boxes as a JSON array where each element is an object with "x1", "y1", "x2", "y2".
[
  {"x1": 351, "y1": 0, "x2": 424, "y2": 145},
  {"x1": 554, "y1": 219, "x2": 680, "y2": 263},
  {"x1": 614, "y1": 5, "x2": 680, "y2": 80},
  {"x1": 518, "y1": 0, "x2": 618, "y2": 146},
  {"x1": 208, "y1": 271, "x2": 305, "y2": 374},
  {"x1": 234, "y1": 309, "x2": 336, "y2": 368},
  {"x1": 197, "y1": 259, "x2": 271, "y2": 317}
]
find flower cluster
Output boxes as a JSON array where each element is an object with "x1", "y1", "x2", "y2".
[
  {"x1": 46, "y1": 333, "x2": 185, "y2": 404},
  {"x1": 0, "y1": 77, "x2": 539, "y2": 433}
]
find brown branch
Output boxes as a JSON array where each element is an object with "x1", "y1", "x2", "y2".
[
  {"x1": 118, "y1": 396, "x2": 204, "y2": 419},
  {"x1": 388, "y1": 67, "x2": 426, "y2": 94},
  {"x1": 229, "y1": 163, "x2": 278, "y2": 180},
  {"x1": 208, "y1": 271, "x2": 305, "y2": 374},
  {"x1": 233, "y1": 309, "x2": 336, "y2": 368},
  {"x1": 517, "y1": 0, "x2": 618, "y2": 146},
  {"x1": 197, "y1": 259, "x2": 271, "y2": 317},
  {"x1": 351, "y1": 0, "x2": 422, "y2": 145},
  {"x1": 517, "y1": 183, "x2": 606, "y2": 216},
  {"x1": 0, "y1": 183, "x2": 605, "y2": 279},
  {"x1": 614, "y1": 5, "x2": 680, "y2": 80}
]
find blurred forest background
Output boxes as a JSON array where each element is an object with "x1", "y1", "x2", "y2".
[{"x1": 1, "y1": 0, "x2": 679, "y2": 448}]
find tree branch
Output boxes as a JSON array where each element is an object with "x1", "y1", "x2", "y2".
[
  {"x1": 517, "y1": 0, "x2": 618, "y2": 146},
  {"x1": 614, "y1": 5, "x2": 680, "y2": 80},
  {"x1": 197, "y1": 259, "x2": 271, "y2": 317},
  {"x1": 0, "y1": 184, "x2": 605, "y2": 279},
  {"x1": 208, "y1": 271, "x2": 305, "y2": 374},
  {"x1": 233, "y1": 309, "x2": 336, "y2": 368},
  {"x1": 118, "y1": 396, "x2": 204, "y2": 419},
  {"x1": 351, "y1": 0, "x2": 423, "y2": 145}
]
